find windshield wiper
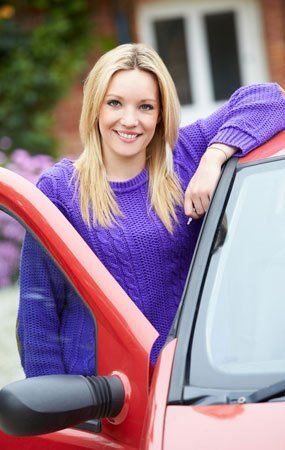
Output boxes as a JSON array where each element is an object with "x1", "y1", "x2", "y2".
[
  {"x1": 234, "y1": 379, "x2": 285, "y2": 404},
  {"x1": 183, "y1": 380, "x2": 285, "y2": 406}
]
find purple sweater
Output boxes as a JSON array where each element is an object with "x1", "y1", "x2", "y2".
[{"x1": 17, "y1": 83, "x2": 285, "y2": 377}]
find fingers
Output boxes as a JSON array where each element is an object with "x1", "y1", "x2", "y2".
[
  {"x1": 185, "y1": 190, "x2": 211, "y2": 220},
  {"x1": 192, "y1": 197, "x2": 204, "y2": 217},
  {"x1": 184, "y1": 159, "x2": 222, "y2": 222},
  {"x1": 200, "y1": 192, "x2": 211, "y2": 212},
  {"x1": 186, "y1": 203, "x2": 200, "y2": 220}
]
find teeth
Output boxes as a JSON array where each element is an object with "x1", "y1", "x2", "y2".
[{"x1": 117, "y1": 131, "x2": 138, "y2": 139}]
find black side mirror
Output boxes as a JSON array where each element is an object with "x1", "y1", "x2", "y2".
[{"x1": 0, "y1": 374, "x2": 124, "y2": 436}]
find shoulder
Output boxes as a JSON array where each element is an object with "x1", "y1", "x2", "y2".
[
  {"x1": 36, "y1": 158, "x2": 77, "y2": 212},
  {"x1": 37, "y1": 158, "x2": 75, "y2": 184},
  {"x1": 37, "y1": 158, "x2": 75, "y2": 194}
]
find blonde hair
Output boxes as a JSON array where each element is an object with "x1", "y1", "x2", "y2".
[{"x1": 75, "y1": 43, "x2": 183, "y2": 233}]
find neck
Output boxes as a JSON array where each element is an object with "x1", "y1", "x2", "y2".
[{"x1": 104, "y1": 154, "x2": 146, "y2": 182}]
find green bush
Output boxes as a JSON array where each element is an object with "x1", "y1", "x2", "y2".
[{"x1": 0, "y1": 1, "x2": 92, "y2": 156}]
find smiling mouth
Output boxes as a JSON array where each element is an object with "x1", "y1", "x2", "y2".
[{"x1": 114, "y1": 130, "x2": 142, "y2": 140}]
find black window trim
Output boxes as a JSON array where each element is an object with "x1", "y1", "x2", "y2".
[
  {"x1": 168, "y1": 154, "x2": 285, "y2": 405},
  {"x1": 237, "y1": 154, "x2": 285, "y2": 170},
  {"x1": 168, "y1": 157, "x2": 238, "y2": 404}
]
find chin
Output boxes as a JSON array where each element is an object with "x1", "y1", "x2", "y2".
[{"x1": 115, "y1": 149, "x2": 144, "y2": 158}]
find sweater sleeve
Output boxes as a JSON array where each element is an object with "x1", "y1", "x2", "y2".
[
  {"x1": 176, "y1": 83, "x2": 285, "y2": 167},
  {"x1": 17, "y1": 174, "x2": 67, "y2": 377}
]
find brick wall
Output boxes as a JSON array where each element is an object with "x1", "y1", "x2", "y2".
[
  {"x1": 54, "y1": 0, "x2": 285, "y2": 157},
  {"x1": 53, "y1": 0, "x2": 119, "y2": 158},
  {"x1": 261, "y1": 0, "x2": 285, "y2": 85}
]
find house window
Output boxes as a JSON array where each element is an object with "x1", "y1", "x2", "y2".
[
  {"x1": 204, "y1": 12, "x2": 241, "y2": 101},
  {"x1": 153, "y1": 17, "x2": 192, "y2": 104},
  {"x1": 137, "y1": 0, "x2": 269, "y2": 123}
]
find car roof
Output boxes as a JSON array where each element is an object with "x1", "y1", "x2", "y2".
[{"x1": 239, "y1": 130, "x2": 285, "y2": 164}]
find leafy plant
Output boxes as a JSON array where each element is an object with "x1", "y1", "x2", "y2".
[{"x1": 0, "y1": 1, "x2": 92, "y2": 156}]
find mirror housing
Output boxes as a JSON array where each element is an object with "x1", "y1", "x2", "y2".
[{"x1": 0, "y1": 374, "x2": 124, "y2": 436}]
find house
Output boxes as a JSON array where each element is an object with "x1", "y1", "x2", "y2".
[{"x1": 55, "y1": 0, "x2": 285, "y2": 156}]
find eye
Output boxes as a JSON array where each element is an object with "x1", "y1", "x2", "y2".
[
  {"x1": 107, "y1": 100, "x2": 121, "y2": 107},
  {"x1": 140, "y1": 104, "x2": 154, "y2": 111}
]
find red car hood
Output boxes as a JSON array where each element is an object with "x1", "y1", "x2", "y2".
[{"x1": 164, "y1": 402, "x2": 285, "y2": 450}]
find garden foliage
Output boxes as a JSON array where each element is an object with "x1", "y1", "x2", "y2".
[{"x1": 0, "y1": 0, "x2": 92, "y2": 156}]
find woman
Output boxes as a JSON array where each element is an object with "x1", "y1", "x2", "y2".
[{"x1": 17, "y1": 43, "x2": 285, "y2": 377}]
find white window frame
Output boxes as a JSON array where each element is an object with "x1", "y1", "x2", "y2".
[{"x1": 137, "y1": 0, "x2": 269, "y2": 125}]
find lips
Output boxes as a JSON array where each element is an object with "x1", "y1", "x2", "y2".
[{"x1": 114, "y1": 130, "x2": 142, "y2": 142}]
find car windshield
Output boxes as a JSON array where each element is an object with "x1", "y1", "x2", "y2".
[{"x1": 190, "y1": 158, "x2": 285, "y2": 391}]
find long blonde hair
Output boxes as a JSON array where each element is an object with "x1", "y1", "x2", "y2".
[{"x1": 75, "y1": 43, "x2": 183, "y2": 233}]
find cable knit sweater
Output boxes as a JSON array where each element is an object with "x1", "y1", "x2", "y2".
[{"x1": 17, "y1": 83, "x2": 285, "y2": 377}]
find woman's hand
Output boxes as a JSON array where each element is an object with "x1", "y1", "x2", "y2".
[{"x1": 184, "y1": 144, "x2": 237, "y2": 220}]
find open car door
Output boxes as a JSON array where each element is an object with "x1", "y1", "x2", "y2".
[{"x1": 0, "y1": 168, "x2": 158, "y2": 450}]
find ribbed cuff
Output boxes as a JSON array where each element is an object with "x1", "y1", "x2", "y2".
[{"x1": 209, "y1": 127, "x2": 258, "y2": 156}]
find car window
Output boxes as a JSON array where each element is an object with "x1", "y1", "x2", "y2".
[
  {"x1": 190, "y1": 159, "x2": 285, "y2": 390},
  {"x1": 0, "y1": 210, "x2": 97, "y2": 388}
]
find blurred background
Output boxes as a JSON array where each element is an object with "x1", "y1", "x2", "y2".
[
  {"x1": 1, "y1": 0, "x2": 284, "y2": 160},
  {"x1": 0, "y1": 0, "x2": 284, "y2": 386}
]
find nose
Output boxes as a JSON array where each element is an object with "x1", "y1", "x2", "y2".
[{"x1": 120, "y1": 107, "x2": 139, "y2": 127}]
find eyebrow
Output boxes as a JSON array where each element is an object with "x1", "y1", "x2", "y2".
[{"x1": 106, "y1": 94, "x2": 157, "y2": 103}]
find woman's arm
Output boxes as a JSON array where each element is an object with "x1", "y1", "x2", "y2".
[
  {"x1": 17, "y1": 174, "x2": 68, "y2": 377},
  {"x1": 184, "y1": 143, "x2": 236, "y2": 219},
  {"x1": 182, "y1": 83, "x2": 285, "y2": 218},
  {"x1": 17, "y1": 232, "x2": 67, "y2": 377}
]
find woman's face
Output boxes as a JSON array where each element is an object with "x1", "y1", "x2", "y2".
[{"x1": 99, "y1": 69, "x2": 160, "y2": 169}]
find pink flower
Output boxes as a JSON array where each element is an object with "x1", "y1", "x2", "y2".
[
  {"x1": 0, "y1": 151, "x2": 7, "y2": 164},
  {"x1": 0, "y1": 136, "x2": 12, "y2": 151},
  {"x1": 0, "y1": 241, "x2": 20, "y2": 286},
  {"x1": 2, "y1": 220, "x2": 25, "y2": 242},
  {"x1": 0, "y1": 146, "x2": 55, "y2": 285}
]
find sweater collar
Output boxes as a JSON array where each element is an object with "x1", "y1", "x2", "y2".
[
  {"x1": 62, "y1": 159, "x2": 148, "y2": 193},
  {"x1": 109, "y1": 167, "x2": 148, "y2": 193}
]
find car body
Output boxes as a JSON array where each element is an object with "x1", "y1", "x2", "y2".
[{"x1": 0, "y1": 130, "x2": 285, "y2": 449}]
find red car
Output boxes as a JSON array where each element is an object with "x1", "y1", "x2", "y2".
[{"x1": 0, "y1": 131, "x2": 285, "y2": 449}]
